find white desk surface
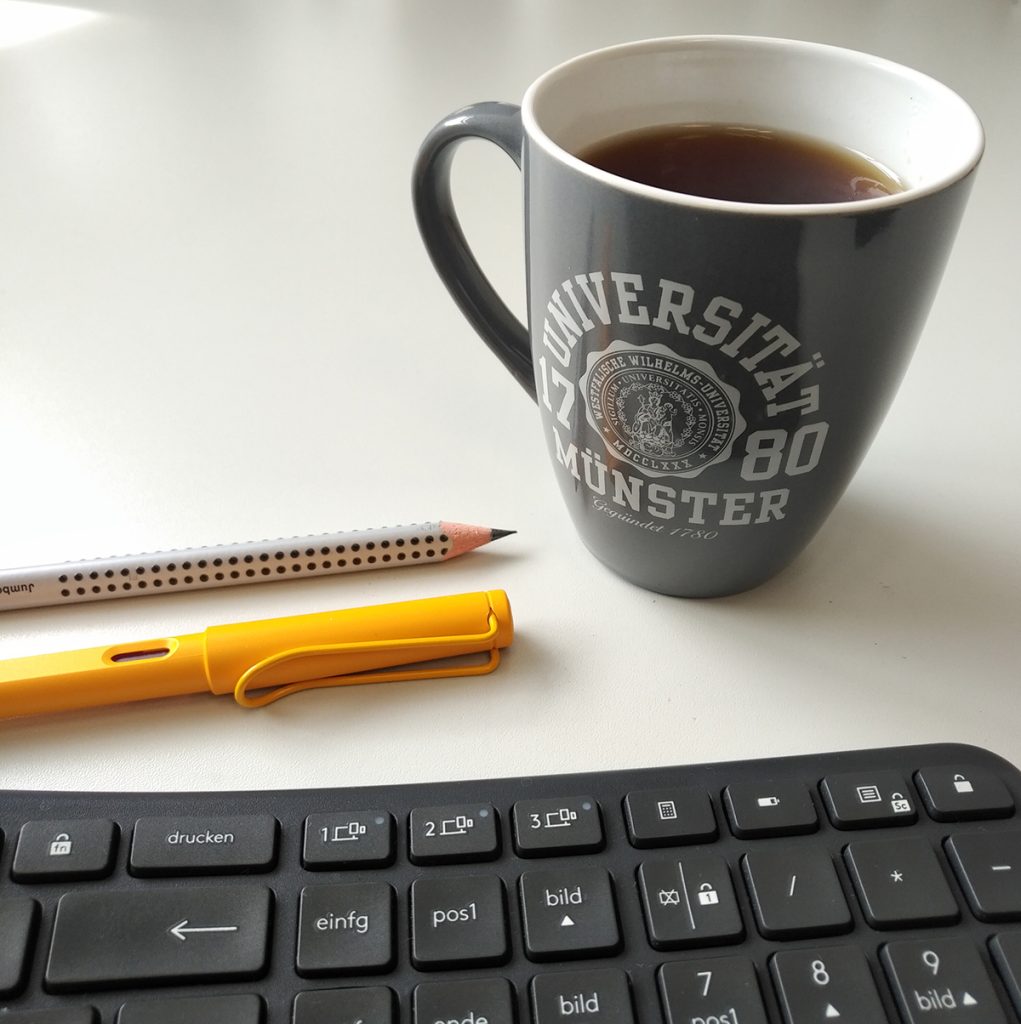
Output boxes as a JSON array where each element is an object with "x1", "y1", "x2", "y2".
[{"x1": 1, "y1": 0, "x2": 1018, "y2": 793}]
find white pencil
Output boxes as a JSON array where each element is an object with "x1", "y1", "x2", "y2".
[{"x1": 0, "y1": 522, "x2": 514, "y2": 611}]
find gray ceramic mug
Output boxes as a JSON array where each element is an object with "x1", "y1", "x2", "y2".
[{"x1": 413, "y1": 37, "x2": 982, "y2": 596}]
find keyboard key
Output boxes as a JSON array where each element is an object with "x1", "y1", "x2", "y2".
[
  {"x1": 0, "y1": 1011, "x2": 96, "y2": 1023},
  {"x1": 990, "y1": 932, "x2": 1021, "y2": 1016},
  {"x1": 44, "y1": 885, "x2": 271, "y2": 992},
  {"x1": 637, "y1": 853, "x2": 743, "y2": 949},
  {"x1": 12, "y1": 819, "x2": 117, "y2": 881},
  {"x1": 531, "y1": 967, "x2": 633, "y2": 1024},
  {"x1": 513, "y1": 797, "x2": 603, "y2": 856},
  {"x1": 293, "y1": 986, "x2": 396, "y2": 1023},
  {"x1": 623, "y1": 786, "x2": 717, "y2": 847},
  {"x1": 303, "y1": 811, "x2": 394, "y2": 869},
  {"x1": 915, "y1": 765, "x2": 1014, "y2": 822},
  {"x1": 741, "y1": 845, "x2": 852, "y2": 939},
  {"x1": 130, "y1": 815, "x2": 278, "y2": 876},
  {"x1": 881, "y1": 936, "x2": 1008, "y2": 1023},
  {"x1": 411, "y1": 874, "x2": 508, "y2": 969},
  {"x1": 770, "y1": 945, "x2": 888, "y2": 1023},
  {"x1": 945, "y1": 832, "x2": 1021, "y2": 921},
  {"x1": 844, "y1": 836, "x2": 960, "y2": 928},
  {"x1": 658, "y1": 956, "x2": 768, "y2": 1024},
  {"x1": 821, "y1": 771, "x2": 918, "y2": 829},
  {"x1": 0, "y1": 897, "x2": 39, "y2": 997},
  {"x1": 724, "y1": 780, "x2": 819, "y2": 838},
  {"x1": 519, "y1": 865, "x2": 620, "y2": 961},
  {"x1": 116, "y1": 993, "x2": 264, "y2": 1023},
  {"x1": 410, "y1": 803, "x2": 500, "y2": 864},
  {"x1": 413, "y1": 978, "x2": 515, "y2": 1024},
  {"x1": 296, "y1": 882, "x2": 395, "y2": 977}
]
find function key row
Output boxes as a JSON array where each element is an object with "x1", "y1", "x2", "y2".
[
  {"x1": 1, "y1": 763, "x2": 1013, "y2": 882},
  {"x1": 0, "y1": 798, "x2": 605, "y2": 882}
]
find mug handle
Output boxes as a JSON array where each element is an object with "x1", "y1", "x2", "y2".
[{"x1": 412, "y1": 102, "x2": 536, "y2": 401}]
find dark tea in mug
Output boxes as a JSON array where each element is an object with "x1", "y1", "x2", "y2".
[{"x1": 577, "y1": 123, "x2": 905, "y2": 204}]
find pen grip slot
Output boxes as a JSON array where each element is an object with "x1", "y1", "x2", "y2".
[{"x1": 109, "y1": 647, "x2": 172, "y2": 663}]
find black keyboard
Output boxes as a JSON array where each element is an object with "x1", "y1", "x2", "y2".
[{"x1": 3, "y1": 742, "x2": 1021, "y2": 1023}]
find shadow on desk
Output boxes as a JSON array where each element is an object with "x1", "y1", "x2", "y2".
[
  {"x1": 728, "y1": 489, "x2": 1019, "y2": 630},
  {"x1": 699, "y1": 488, "x2": 1019, "y2": 728}
]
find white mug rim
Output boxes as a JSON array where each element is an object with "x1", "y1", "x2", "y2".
[{"x1": 521, "y1": 35, "x2": 985, "y2": 217}]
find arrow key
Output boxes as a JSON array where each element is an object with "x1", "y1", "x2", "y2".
[
  {"x1": 770, "y1": 946, "x2": 888, "y2": 1023},
  {"x1": 45, "y1": 885, "x2": 271, "y2": 992}
]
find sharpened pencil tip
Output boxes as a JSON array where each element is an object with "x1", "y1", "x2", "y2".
[{"x1": 490, "y1": 528, "x2": 516, "y2": 541}]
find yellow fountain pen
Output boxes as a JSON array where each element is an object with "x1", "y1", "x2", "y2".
[{"x1": 0, "y1": 590, "x2": 513, "y2": 719}]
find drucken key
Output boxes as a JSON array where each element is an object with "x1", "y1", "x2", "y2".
[{"x1": 129, "y1": 815, "x2": 278, "y2": 876}]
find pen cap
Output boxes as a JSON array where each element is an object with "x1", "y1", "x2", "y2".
[{"x1": 202, "y1": 589, "x2": 513, "y2": 696}]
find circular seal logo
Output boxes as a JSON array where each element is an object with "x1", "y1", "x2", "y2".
[{"x1": 579, "y1": 340, "x2": 746, "y2": 478}]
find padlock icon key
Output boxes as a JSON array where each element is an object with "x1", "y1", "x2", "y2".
[
  {"x1": 953, "y1": 774, "x2": 974, "y2": 794},
  {"x1": 890, "y1": 792, "x2": 912, "y2": 814},
  {"x1": 697, "y1": 882, "x2": 719, "y2": 906},
  {"x1": 49, "y1": 833, "x2": 73, "y2": 856}
]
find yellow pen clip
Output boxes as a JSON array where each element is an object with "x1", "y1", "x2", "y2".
[{"x1": 234, "y1": 612, "x2": 501, "y2": 708}]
